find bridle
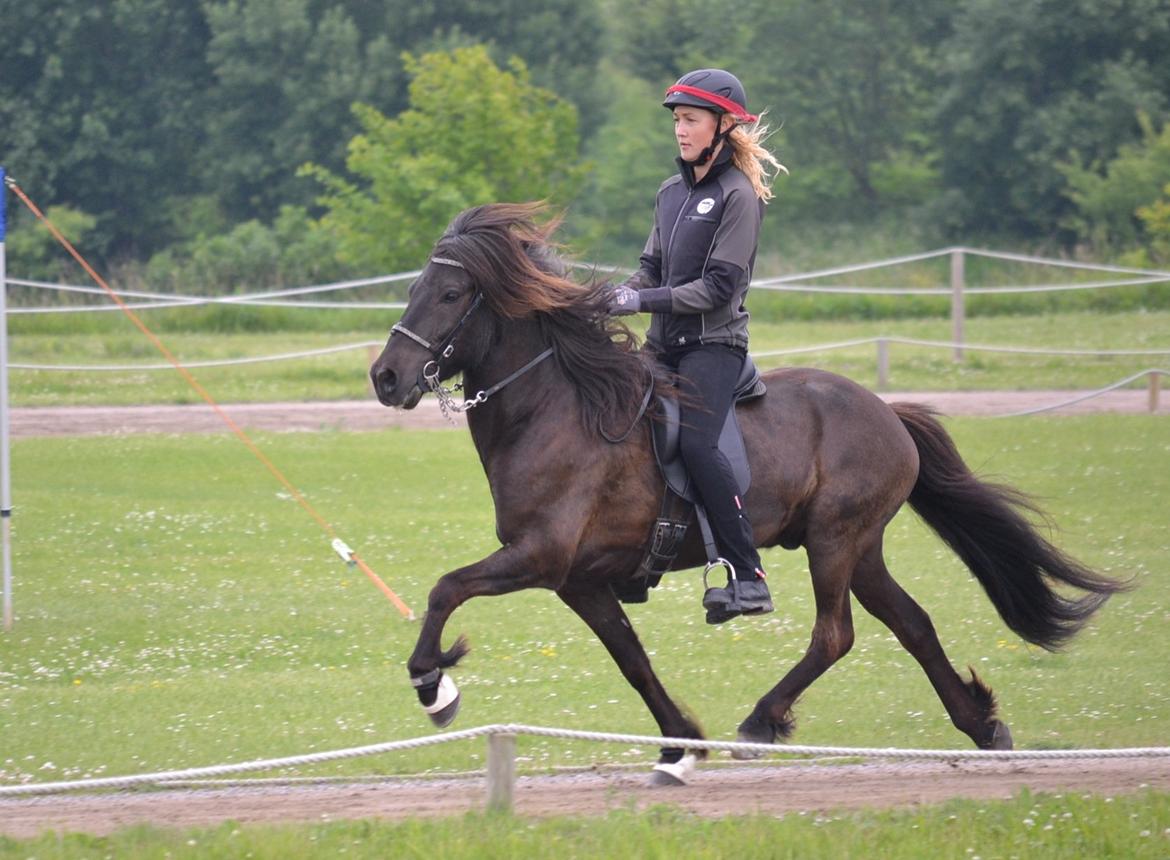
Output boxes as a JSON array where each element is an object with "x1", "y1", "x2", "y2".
[{"x1": 389, "y1": 256, "x2": 553, "y2": 419}]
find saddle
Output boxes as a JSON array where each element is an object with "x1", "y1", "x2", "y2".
[{"x1": 613, "y1": 357, "x2": 766, "y2": 603}]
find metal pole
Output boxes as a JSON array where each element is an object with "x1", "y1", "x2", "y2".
[
  {"x1": 951, "y1": 248, "x2": 965, "y2": 362},
  {"x1": 485, "y1": 732, "x2": 516, "y2": 814},
  {"x1": 876, "y1": 338, "x2": 889, "y2": 391},
  {"x1": 1, "y1": 166, "x2": 13, "y2": 631}
]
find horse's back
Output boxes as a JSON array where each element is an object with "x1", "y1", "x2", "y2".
[{"x1": 739, "y1": 367, "x2": 920, "y2": 543}]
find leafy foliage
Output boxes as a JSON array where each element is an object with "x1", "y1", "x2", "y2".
[
  {"x1": 304, "y1": 47, "x2": 589, "y2": 272},
  {"x1": 1062, "y1": 115, "x2": 1170, "y2": 253}
]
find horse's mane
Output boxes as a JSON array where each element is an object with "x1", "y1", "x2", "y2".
[{"x1": 435, "y1": 203, "x2": 665, "y2": 437}]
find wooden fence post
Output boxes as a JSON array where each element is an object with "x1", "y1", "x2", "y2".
[
  {"x1": 876, "y1": 338, "x2": 890, "y2": 391},
  {"x1": 486, "y1": 732, "x2": 516, "y2": 814},
  {"x1": 1150, "y1": 370, "x2": 1162, "y2": 413},
  {"x1": 951, "y1": 248, "x2": 965, "y2": 362}
]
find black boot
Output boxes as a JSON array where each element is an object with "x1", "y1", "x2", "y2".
[{"x1": 703, "y1": 576, "x2": 773, "y2": 624}]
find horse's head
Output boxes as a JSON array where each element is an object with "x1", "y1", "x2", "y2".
[
  {"x1": 370, "y1": 251, "x2": 488, "y2": 408},
  {"x1": 371, "y1": 202, "x2": 584, "y2": 409}
]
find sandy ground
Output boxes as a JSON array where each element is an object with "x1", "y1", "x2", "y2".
[
  {"x1": 3, "y1": 390, "x2": 1165, "y2": 836},
  {"x1": 7, "y1": 388, "x2": 1166, "y2": 438},
  {"x1": 2, "y1": 757, "x2": 1168, "y2": 838}
]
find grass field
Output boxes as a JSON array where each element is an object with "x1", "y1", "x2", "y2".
[
  {"x1": 2, "y1": 791, "x2": 1168, "y2": 859},
  {"x1": 6, "y1": 309, "x2": 1170, "y2": 405},
  {"x1": 0, "y1": 416, "x2": 1166, "y2": 791}
]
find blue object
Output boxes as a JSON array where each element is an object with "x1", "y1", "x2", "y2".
[{"x1": 0, "y1": 166, "x2": 6, "y2": 241}]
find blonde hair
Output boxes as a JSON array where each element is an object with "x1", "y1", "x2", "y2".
[{"x1": 725, "y1": 111, "x2": 787, "y2": 202}]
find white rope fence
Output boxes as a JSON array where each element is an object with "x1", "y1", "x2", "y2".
[
  {"x1": 9, "y1": 337, "x2": 1170, "y2": 373},
  {"x1": 6, "y1": 246, "x2": 1170, "y2": 312},
  {"x1": 2, "y1": 723, "x2": 1168, "y2": 800}
]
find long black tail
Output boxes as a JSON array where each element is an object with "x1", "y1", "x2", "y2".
[{"x1": 892, "y1": 402, "x2": 1128, "y2": 650}]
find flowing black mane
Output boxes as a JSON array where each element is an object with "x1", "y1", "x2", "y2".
[{"x1": 435, "y1": 203, "x2": 666, "y2": 436}]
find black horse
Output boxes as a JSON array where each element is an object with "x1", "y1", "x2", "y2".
[{"x1": 370, "y1": 203, "x2": 1124, "y2": 783}]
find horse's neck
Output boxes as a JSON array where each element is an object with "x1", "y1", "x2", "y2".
[{"x1": 463, "y1": 322, "x2": 566, "y2": 448}]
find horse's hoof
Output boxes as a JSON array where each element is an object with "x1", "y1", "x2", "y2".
[
  {"x1": 732, "y1": 720, "x2": 774, "y2": 760},
  {"x1": 423, "y1": 674, "x2": 461, "y2": 728},
  {"x1": 988, "y1": 719, "x2": 1013, "y2": 750},
  {"x1": 649, "y1": 753, "x2": 696, "y2": 787}
]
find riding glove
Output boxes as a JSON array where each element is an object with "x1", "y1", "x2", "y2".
[{"x1": 608, "y1": 285, "x2": 641, "y2": 315}]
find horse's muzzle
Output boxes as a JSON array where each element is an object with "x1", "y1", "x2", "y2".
[{"x1": 371, "y1": 365, "x2": 424, "y2": 409}]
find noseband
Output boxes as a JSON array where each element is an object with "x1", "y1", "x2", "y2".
[{"x1": 388, "y1": 256, "x2": 554, "y2": 418}]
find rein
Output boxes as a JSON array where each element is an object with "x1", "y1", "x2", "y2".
[{"x1": 390, "y1": 256, "x2": 556, "y2": 421}]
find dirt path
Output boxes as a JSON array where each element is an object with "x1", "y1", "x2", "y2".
[
  {"x1": 8, "y1": 389, "x2": 1165, "y2": 438},
  {"x1": 2, "y1": 757, "x2": 1167, "y2": 837}
]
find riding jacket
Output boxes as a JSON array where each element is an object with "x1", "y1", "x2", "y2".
[{"x1": 624, "y1": 146, "x2": 764, "y2": 352}]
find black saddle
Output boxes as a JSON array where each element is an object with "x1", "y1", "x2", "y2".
[{"x1": 650, "y1": 355, "x2": 767, "y2": 502}]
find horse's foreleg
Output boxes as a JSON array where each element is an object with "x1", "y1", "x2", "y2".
[
  {"x1": 735, "y1": 540, "x2": 857, "y2": 756},
  {"x1": 850, "y1": 542, "x2": 1012, "y2": 750},
  {"x1": 556, "y1": 579, "x2": 705, "y2": 782},
  {"x1": 408, "y1": 541, "x2": 561, "y2": 726}
]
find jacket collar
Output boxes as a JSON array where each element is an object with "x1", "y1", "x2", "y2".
[{"x1": 676, "y1": 144, "x2": 735, "y2": 190}]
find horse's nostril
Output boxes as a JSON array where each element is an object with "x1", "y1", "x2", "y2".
[{"x1": 374, "y1": 367, "x2": 398, "y2": 398}]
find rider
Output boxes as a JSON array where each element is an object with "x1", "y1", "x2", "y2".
[{"x1": 609, "y1": 68, "x2": 785, "y2": 624}]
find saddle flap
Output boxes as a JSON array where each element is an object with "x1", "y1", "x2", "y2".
[{"x1": 652, "y1": 395, "x2": 752, "y2": 503}]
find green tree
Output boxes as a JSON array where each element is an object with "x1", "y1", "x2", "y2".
[
  {"x1": 0, "y1": 0, "x2": 214, "y2": 261},
  {"x1": 304, "y1": 46, "x2": 589, "y2": 272},
  {"x1": 1063, "y1": 115, "x2": 1170, "y2": 250},
  {"x1": 935, "y1": 0, "x2": 1170, "y2": 239},
  {"x1": 201, "y1": 0, "x2": 401, "y2": 223}
]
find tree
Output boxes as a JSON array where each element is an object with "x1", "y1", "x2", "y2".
[
  {"x1": 201, "y1": 0, "x2": 401, "y2": 223},
  {"x1": 0, "y1": 0, "x2": 214, "y2": 260},
  {"x1": 304, "y1": 47, "x2": 590, "y2": 272},
  {"x1": 935, "y1": 0, "x2": 1170, "y2": 239},
  {"x1": 1063, "y1": 115, "x2": 1170, "y2": 257}
]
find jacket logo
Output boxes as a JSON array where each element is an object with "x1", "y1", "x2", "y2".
[{"x1": 696, "y1": 198, "x2": 715, "y2": 215}]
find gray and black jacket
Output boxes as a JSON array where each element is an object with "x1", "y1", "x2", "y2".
[{"x1": 624, "y1": 146, "x2": 764, "y2": 352}]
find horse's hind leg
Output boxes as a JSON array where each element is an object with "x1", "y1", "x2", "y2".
[
  {"x1": 556, "y1": 579, "x2": 706, "y2": 784},
  {"x1": 735, "y1": 540, "x2": 857, "y2": 755},
  {"x1": 850, "y1": 540, "x2": 1012, "y2": 750}
]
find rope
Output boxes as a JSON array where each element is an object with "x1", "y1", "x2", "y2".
[
  {"x1": 4, "y1": 178, "x2": 414, "y2": 621},
  {"x1": 991, "y1": 368, "x2": 1169, "y2": 417},
  {"x1": 751, "y1": 275, "x2": 1170, "y2": 295},
  {"x1": 2, "y1": 723, "x2": 1167, "y2": 797},
  {"x1": 11, "y1": 336, "x2": 1168, "y2": 374},
  {"x1": 749, "y1": 338, "x2": 1170, "y2": 359},
  {"x1": 10, "y1": 341, "x2": 382, "y2": 371}
]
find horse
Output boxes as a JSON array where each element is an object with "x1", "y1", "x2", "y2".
[{"x1": 369, "y1": 202, "x2": 1125, "y2": 784}]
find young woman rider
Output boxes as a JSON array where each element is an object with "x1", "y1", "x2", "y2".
[{"x1": 608, "y1": 68, "x2": 785, "y2": 624}]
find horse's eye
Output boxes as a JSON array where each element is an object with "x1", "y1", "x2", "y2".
[{"x1": 441, "y1": 289, "x2": 461, "y2": 303}]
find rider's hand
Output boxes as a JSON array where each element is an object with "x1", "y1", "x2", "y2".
[{"x1": 607, "y1": 285, "x2": 641, "y2": 315}]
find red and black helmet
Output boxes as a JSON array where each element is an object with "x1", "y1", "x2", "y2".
[{"x1": 663, "y1": 69, "x2": 757, "y2": 123}]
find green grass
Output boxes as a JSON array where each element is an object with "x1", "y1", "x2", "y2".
[
  {"x1": 6, "y1": 310, "x2": 1170, "y2": 405},
  {"x1": 0, "y1": 417, "x2": 1166, "y2": 793},
  {"x1": 2, "y1": 790, "x2": 1169, "y2": 858}
]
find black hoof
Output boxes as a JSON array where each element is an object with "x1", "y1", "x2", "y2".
[
  {"x1": 734, "y1": 718, "x2": 775, "y2": 760},
  {"x1": 428, "y1": 692, "x2": 461, "y2": 728},
  {"x1": 988, "y1": 719, "x2": 1013, "y2": 750}
]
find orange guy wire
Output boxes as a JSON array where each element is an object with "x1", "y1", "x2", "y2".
[{"x1": 7, "y1": 177, "x2": 414, "y2": 620}]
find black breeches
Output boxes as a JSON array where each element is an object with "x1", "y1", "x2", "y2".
[{"x1": 667, "y1": 344, "x2": 763, "y2": 579}]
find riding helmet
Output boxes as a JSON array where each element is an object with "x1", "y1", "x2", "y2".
[{"x1": 663, "y1": 69, "x2": 758, "y2": 123}]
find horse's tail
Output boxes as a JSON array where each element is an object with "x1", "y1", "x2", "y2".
[{"x1": 892, "y1": 402, "x2": 1128, "y2": 651}]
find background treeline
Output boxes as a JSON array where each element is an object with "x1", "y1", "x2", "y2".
[{"x1": 3, "y1": 0, "x2": 1170, "y2": 290}]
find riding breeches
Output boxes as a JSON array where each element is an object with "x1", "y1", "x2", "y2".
[{"x1": 664, "y1": 343, "x2": 764, "y2": 580}]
